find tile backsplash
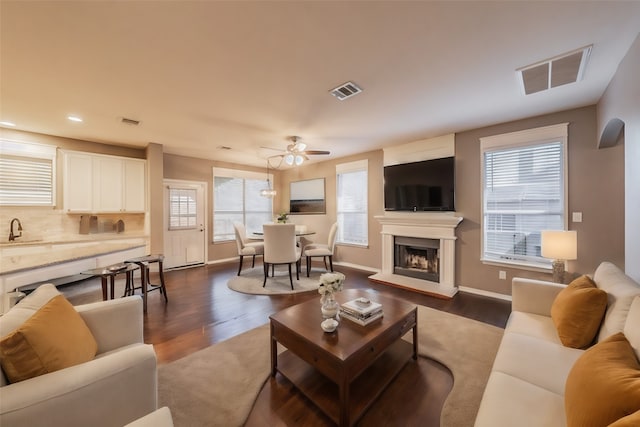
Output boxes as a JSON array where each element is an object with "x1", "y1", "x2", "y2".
[{"x1": 1, "y1": 207, "x2": 145, "y2": 242}]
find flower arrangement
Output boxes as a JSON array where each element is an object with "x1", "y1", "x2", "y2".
[
  {"x1": 318, "y1": 272, "x2": 345, "y2": 297},
  {"x1": 277, "y1": 212, "x2": 289, "y2": 223}
]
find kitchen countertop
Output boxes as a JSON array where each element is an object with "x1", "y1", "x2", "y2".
[
  {"x1": 0, "y1": 232, "x2": 148, "y2": 247},
  {"x1": 0, "y1": 234, "x2": 149, "y2": 276}
]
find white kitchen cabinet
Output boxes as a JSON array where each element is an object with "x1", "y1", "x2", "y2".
[
  {"x1": 123, "y1": 159, "x2": 146, "y2": 212},
  {"x1": 94, "y1": 156, "x2": 124, "y2": 212},
  {"x1": 63, "y1": 151, "x2": 146, "y2": 213},
  {"x1": 63, "y1": 152, "x2": 94, "y2": 212}
]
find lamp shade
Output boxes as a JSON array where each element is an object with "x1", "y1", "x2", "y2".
[{"x1": 541, "y1": 230, "x2": 577, "y2": 260}]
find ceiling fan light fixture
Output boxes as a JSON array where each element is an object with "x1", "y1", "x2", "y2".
[
  {"x1": 295, "y1": 155, "x2": 305, "y2": 166},
  {"x1": 284, "y1": 153, "x2": 295, "y2": 165}
]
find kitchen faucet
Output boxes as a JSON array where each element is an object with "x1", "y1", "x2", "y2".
[{"x1": 9, "y1": 218, "x2": 22, "y2": 241}]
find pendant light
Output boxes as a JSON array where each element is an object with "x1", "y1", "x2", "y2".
[{"x1": 260, "y1": 160, "x2": 277, "y2": 198}]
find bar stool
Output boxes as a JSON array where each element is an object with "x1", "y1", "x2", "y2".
[
  {"x1": 124, "y1": 254, "x2": 168, "y2": 312},
  {"x1": 81, "y1": 263, "x2": 139, "y2": 301}
]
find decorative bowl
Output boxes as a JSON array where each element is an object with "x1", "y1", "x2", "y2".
[{"x1": 321, "y1": 318, "x2": 339, "y2": 333}]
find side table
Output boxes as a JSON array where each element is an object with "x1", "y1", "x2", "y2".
[{"x1": 80, "y1": 263, "x2": 139, "y2": 301}]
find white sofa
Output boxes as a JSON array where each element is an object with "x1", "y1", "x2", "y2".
[
  {"x1": 0, "y1": 284, "x2": 158, "y2": 427},
  {"x1": 475, "y1": 262, "x2": 640, "y2": 427}
]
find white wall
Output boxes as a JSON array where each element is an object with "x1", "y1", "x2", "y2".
[{"x1": 598, "y1": 34, "x2": 640, "y2": 281}]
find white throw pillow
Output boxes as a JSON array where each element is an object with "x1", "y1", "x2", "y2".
[
  {"x1": 623, "y1": 296, "x2": 640, "y2": 362},
  {"x1": 594, "y1": 262, "x2": 640, "y2": 342}
]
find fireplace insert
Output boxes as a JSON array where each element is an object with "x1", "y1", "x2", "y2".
[{"x1": 394, "y1": 236, "x2": 440, "y2": 282}]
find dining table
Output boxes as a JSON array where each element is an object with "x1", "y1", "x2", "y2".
[{"x1": 251, "y1": 230, "x2": 316, "y2": 238}]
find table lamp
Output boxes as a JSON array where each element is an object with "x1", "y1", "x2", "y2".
[{"x1": 541, "y1": 230, "x2": 577, "y2": 283}]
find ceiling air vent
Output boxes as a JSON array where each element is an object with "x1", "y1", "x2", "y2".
[
  {"x1": 121, "y1": 117, "x2": 140, "y2": 126},
  {"x1": 329, "y1": 81, "x2": 363, "y2": 101},
  {"x1": 517, "y1": 45, "x2": 592, "y2": 95}
]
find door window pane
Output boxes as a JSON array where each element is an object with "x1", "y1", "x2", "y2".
[{"x1": 168, "y1": 188, "x2": 197, "y2": 230}]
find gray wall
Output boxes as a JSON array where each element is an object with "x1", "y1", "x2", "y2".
[{"x1": 455, "y1": 105, "x2": 625, "y2": 295}]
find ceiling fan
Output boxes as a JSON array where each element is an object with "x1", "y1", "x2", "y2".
[{"x1": 268, "y1": 136, "x2": 330, "y2": 166}]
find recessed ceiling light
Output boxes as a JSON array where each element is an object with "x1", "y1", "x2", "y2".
[
  {"x1": 67, "y1": 115, "x2": 83, "y2": 122},
  {"x1": 0, "y1": 121, "x2": 16, "y2": 127}
]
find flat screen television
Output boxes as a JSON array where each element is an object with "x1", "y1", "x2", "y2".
[{"x1": 384, "y1": 156, "x2": 455, "y2": 211}]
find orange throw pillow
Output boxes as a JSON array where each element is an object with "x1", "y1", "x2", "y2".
[
  {"x1": 609, "y1": 410, "x2": 640, "y2": 427},
  {"x1": 551, "y1": 275, "x2": 607, "y2": 348},
  {"x1": 0, "y1": 295, "x2": 97, "y2": 383},
  {"x1": 565, "y1": 333, "x2": 640, "y2": 427}
]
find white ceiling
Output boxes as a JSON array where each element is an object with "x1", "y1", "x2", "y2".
[{"x1": 1, "y1": 1, "x2": 639, "y2": 168}]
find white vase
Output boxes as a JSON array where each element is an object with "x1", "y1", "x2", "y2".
[{"x1": 321, "y1": 293, "x2": 339, "y2": 320}]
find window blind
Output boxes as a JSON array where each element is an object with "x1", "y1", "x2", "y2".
[
  {"x1": 336, "y1": 160, "x2": 368, "y2": 246},
  {"x1": 0, "y1": 140, "x2": 56, "y2": 206},
  {"x1": 483, "y1": 141, "x2": 564, "y2": 265},
  {"x1": 168, "y1": 188, "x2": 197, "y2": 230},
  {"x1": 0, "y1": 155, "x2": 54, "y2": 206},
  {"x1": 213, "y1": 173, "x2": 272, "y2": 242}
]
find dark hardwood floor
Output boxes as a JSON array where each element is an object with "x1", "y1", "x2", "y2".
[{"x1": 142, "y1": 262, "x2": 511, "y2": 426}]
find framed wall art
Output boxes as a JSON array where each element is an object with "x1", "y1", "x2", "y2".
[{"x1": 289, "y1": 178, "x2": 325, "y2": 214}]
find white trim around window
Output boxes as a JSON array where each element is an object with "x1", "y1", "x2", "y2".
[
  {"x1": 336, "y1": 159, "x2": 368, "y2": 247},
  {"x1": 480, "y1": 123, "x2": 569, "y2": 270}
]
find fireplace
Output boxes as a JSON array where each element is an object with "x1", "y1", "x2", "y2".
[
  {"x1": 394, "y1": 237, "x2": 439, "y2": 282},
  {"x1": 370, "y1": 212, "x2": 463, "y2": 298}
]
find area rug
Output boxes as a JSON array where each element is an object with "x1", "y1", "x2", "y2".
[
  {"x1": 227, "y1": 266, "x2": 328, "y2": 295},
  {"x1": 157, "y1": 305, "x2": 503, "y2": 427}
]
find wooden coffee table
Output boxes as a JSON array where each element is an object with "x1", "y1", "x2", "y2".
[{"x1": 269, "y1": 289, "x2": 418, "y2": 427}]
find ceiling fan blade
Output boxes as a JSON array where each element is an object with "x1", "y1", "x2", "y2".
[{"x1": 304, "y1": 150, "x2": 330, "y2": 155}]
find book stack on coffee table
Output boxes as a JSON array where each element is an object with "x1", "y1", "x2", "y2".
[{"x1": 340, "y1": 297, "x2": 383, "y2": 326}]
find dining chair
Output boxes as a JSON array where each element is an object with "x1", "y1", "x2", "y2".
[
  {"x1": 303, "y1": 222, "x2": 338, "y2": 277},
  {"x1": 262, "y1": 223, "x2": 301, "y2": 289},
  {"x1": 233, "y1": 222, "x2": 264, "y2": 276}
]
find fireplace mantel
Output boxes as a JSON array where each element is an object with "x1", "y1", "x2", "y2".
[
  {"x1": 370, "y1": 212, "x2": 463, "y2": 298},
  {"x1": 375, "y1": 212, "x2": 463, "y2": 228}
]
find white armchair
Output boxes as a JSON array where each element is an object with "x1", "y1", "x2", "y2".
[
  {"x1": 233, "y1": 222, "x2": 264, "y2": 275},
  {"x1": 0, "y1": 285, "x2": 157, "y2": 427},
  {"x1": 303, "y1": 222, "x2": 338, "y2": 277}
]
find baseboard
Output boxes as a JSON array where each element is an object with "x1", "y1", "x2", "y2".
[
  {"x1": 207, "y1": 257, "x2": 237, "y2": 266},
  {"x1": 458, "y1": 285, "x2": 512, "y2": 302}
]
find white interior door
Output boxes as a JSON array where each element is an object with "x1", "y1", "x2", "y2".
[{"x1": 163, "y1": 180, "x2": 207, "y2": 269}]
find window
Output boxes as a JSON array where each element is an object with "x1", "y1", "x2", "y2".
[
  {"x1": 336, "y1": 159, "x2": 368, "y2": 246},
  {"x1": 168, "y1": 188, "x2": 197, "y2": 230},
  {"x1": 481, "y1": 123, "x2": 568, "y2": 269},
  {"x1": 213, "y1": 168, "x2": 272, "y2": 242},
  {"x1": 0, "y1": 140, "x2": 56, "y2": 206}
]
